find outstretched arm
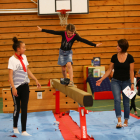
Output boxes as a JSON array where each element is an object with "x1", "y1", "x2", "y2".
[
  {"x1": 76, "y1": 35, "x2": 102, "y2": 47},
  {"x1": 96, "y1": 63, "x2": 114, "y2": 86},
  {"x1": 37, "y1": 26, "x2": 63, "y2": 35}
]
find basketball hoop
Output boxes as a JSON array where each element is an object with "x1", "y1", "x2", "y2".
[{"x1": 57, "y1": 9, "x2": 70, "y2": 26}]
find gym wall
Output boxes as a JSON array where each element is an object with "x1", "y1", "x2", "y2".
[{"x1": 0, "y1": 0, "x2": 140, "y2": 97}]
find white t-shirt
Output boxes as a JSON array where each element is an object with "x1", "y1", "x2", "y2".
[{"x1": 8, "y1": 54, "x2": 30, "y2": 88}]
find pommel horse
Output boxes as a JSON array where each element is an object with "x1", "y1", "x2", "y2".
[{"x1": 51, "y1": 79, "x2": 94, "y2": 140}]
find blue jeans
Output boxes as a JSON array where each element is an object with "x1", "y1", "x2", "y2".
[{"x1": 111, "y1": 78, "x2": 131, "y2": 120}]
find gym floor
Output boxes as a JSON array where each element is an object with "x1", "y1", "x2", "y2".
[
  {"x1": 0, "y1": 96, "x2": 140, "y2": 116},
  {"x1": 86, "y1": 97, "x2": 140, "y2": 117}
]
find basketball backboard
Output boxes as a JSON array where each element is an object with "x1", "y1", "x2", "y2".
[{"x1": 38, "y1": 0, "x2": 89, "y2": 15}]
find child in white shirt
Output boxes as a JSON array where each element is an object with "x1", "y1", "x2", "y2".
[{"x1": 8, "y1": 37, "x2": 41, "y2": 136}]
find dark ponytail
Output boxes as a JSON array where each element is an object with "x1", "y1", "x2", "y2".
[{"x1": 12, "y1": 37, "x2": 23, "y2": 51}]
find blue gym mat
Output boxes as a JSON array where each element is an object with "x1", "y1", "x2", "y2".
[
  {"x1": 0, "y1": 111, "x2": 64, "y2": 140},
  {"x1": 69, "y1": 110, "x2": 140, "y2": 140},
  {"x1": 86, "y1": 77, "x2": 112, "y2": 94}
]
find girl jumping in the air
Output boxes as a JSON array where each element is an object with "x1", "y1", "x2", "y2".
[{"x1": 37, "y1": 24, "x2": 102, "y2": 86}]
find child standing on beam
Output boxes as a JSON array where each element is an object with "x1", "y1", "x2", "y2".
[
  {"x1": 8, "y1": 37, "x2": 41, "y2": 136},
  {"x1": 37, "y1": 24, "x2": 102, "y2": 86}
]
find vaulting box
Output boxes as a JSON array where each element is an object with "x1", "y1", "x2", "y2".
[{"x1": 2, "y1": 87, "x2": 78, "y2": 113}]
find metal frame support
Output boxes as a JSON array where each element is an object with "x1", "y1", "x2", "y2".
[
  {"x1": 48, "y1": 79, "x2": 60, "y2": 114},
  {"x1": 50, "y1": 79, "x2": 94, "y2": 139},
  {"x1": 53, "y1": 90, "x2": 60, "y2": 114},
  {"x1": 78, "y1": 107, "x2": 89, "y2": 140}
]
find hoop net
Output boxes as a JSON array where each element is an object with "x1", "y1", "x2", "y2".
[{"x1": 57, "y1": 9, "x2": 70, "y2": 26}]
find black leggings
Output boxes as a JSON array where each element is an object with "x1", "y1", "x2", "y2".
[
  {"x1": 11, "y1": 83, "x2": 29, "y2": 131},
  {"x1": 130, "y1": 95, "x2": 136, "y2": 112}
]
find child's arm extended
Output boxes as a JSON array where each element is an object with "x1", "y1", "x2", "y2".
[
  {"x1": 27, "y1": 66, "x2": 41, "y2": 88},
  {"x1": 37, "y1": 26, "x2": 63, "y2": 35},
  {"x1": 76, "y1": 35, "x2": 102, "y2": 47}
]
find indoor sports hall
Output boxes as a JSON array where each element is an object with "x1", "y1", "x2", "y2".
[{"x1": 0, "y1": 0, "x2": 140, "y2": 140}]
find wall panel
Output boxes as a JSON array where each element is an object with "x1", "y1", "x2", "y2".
[{"x1": 0, "y1": 0, "x2": 140, "y2": 97}]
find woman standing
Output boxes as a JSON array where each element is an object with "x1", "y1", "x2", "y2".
[
  {"x1": 96, "y1": 39, "x2": 134, "y2": 128},
  {"x1": 8, "y1": 37, "x2": 41, "y2": 136}
]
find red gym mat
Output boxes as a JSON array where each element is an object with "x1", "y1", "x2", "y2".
[{"x1": 54, "y1": 113, "x2": 94, "y2": 140}]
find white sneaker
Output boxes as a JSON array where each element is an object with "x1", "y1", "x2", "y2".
[
  {"x1": 68, "y1": 81, "x2": 74, "y2": 87},
  {"x1": 13, "y1": 128, "x2": 20, "y2": 134},
  {"x1": 21, "y1": 131, "x2": 32, "y2": 136}
]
